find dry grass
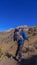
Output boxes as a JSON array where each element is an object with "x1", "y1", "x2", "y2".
[{"x1": 0, "y1": 26, "x2": 37, "y2": 58}]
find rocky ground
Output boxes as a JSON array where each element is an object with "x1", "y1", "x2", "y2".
[
  {"x1": 0, "y1": 54, "x2": 37, "y2": 65},
  {"x1": 0, "y1": 26, "x2": 37, "y2": 65}
]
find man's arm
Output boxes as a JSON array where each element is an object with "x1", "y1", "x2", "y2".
[{"x1": 22, "y1": 32, "x2": 29, "y2": 40}]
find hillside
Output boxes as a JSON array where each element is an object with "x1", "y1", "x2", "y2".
[{"x1": 0, "y1": 26, "x2": 37, "y2": 65}]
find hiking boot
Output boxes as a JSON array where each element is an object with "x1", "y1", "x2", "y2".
[{"x1": 18, "y1": 59, "x2": 21, "y2": 62}]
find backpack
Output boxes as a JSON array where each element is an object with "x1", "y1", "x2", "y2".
[
  {"x1": 13, "y1": 31, "x2": 18, "y2": 41},
  {"x1": 13, "y1": 29, "x2": 23, "y2": 41}
]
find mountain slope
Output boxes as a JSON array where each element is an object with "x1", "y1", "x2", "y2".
[{"x1": 0, "y1": 26, "x2": 37, "y2": 65}]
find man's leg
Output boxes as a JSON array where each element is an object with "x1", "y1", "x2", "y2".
[
  {"x1": 18, "y1": 44, "x2": 23, "y2": 61},
  {"x1": 15, "y1": 43, "x2": 20, "y2": 57}
]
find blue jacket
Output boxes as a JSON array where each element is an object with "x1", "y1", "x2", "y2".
[
  {"x1": 21, "y1": 31, "x2": 28, "y2": 40},
  {"x1": 18, "y1": 31, "x2": 28, "y2": 44}
]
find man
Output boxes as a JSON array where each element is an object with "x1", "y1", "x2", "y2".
[{"x1": 13, "y1": 28, "x2": 29, "y2": 62}]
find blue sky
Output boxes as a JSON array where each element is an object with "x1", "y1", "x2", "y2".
[{"x1": 0, "y1": 0, "x2": 37, "y2": 31}]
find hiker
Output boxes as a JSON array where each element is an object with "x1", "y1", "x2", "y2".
[{"x1": 13, "y1": 28, "x2": 30, "y2": 62}]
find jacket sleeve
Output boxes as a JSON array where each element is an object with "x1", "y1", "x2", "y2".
[{"x1": 22, "y1": 32, "x2": 28, "y2": 40}]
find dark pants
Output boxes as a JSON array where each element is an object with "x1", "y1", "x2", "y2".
[{"x1": 15, "y1": 43, "x2": 23, "y2": 59}]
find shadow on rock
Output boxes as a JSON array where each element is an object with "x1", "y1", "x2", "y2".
[{"x1": 19, "y1": 55, "x2": 37, "y2": 65}]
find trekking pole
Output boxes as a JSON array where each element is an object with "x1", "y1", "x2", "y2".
[{"x1": 28, "y1": 40, "x2": 29, "y2": 57}]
